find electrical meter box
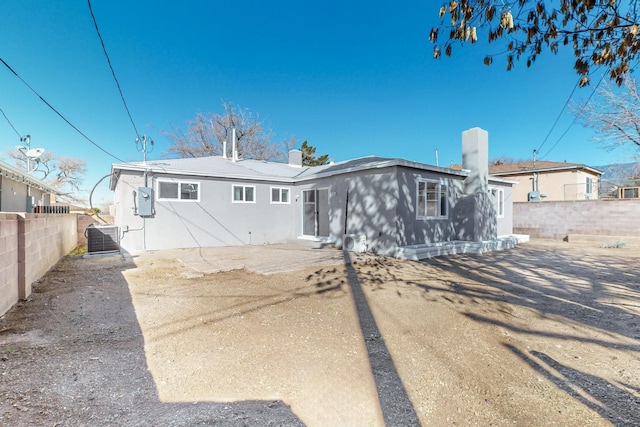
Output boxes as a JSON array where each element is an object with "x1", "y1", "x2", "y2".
[
  {"x1": 528, "y1": 191, "x2": 540, "y2": 202},
  {"x1": 137, "y1": 187, "x2": 153, "y2": 216}
]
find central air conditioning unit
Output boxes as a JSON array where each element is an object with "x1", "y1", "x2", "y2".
[
  {"x1": 343, "y1": 234, "x2": 367, "y2": 253},
  {"x1": 86, "y1": 225, "x2": 120, "y2": 254}
]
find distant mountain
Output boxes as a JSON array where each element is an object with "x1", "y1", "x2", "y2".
[
  {"x1": 595, "y1": 163, "x2": 640, "y2": 196},
  {"x1": 596, "y1": 163, "x2": 640, "y2": 183}
]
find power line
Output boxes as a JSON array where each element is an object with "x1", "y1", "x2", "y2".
[
  {"x1": 88, "y1": 0, "x2": 140, "y2": 139},
  {"x1": 539, "y1": 71, "x2": 607, "y2": 159},
  {"x1": 0, "y1": 56, "x2": 125, "y2": 162},
  {"x1": 0, "y1": 105, "x2": 21, "y2": 137},
  {"x1": 536, "y1": 82, "x2": 579, "y2": 154}
]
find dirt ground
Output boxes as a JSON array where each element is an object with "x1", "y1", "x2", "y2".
[{"x1": 1, "y1": 240, "x2": 639, "y2": 426}]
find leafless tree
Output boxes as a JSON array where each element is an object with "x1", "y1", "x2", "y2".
[
  {"x1": 489, "y1": 156, "x2": 521, "y2": 166},
  {"x1": 163, "y1": 102, "x2": 289, "y2": 161},
  {"x1": 4, "y1": 149, "x2": 87, "y2": 203},
  {"x1": 431, "y1": 1, "x2": 640, "y2": 87},
  {"x1": 573, "y1": 76, "x2": 640, "y2": 152}
]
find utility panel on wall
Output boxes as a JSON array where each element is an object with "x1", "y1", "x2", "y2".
[{"x1": 137, "y1": 187, "x2": 153, "y2": 216}]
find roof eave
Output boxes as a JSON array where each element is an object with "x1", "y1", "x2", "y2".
[{"x1": 492, "y1": 164, "x2": 603, "y2": 176}]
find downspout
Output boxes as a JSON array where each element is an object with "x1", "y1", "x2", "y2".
[{"x1": 344, "y1": 189, "x2": 349, "y2": 235}]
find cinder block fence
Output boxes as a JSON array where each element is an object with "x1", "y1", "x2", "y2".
[
  {"x1": 0, "y1": 213, "x2": 78, "y2": 316},
  {"x1": 513, "y1": 199, "x2": 640, "y2": 240}
]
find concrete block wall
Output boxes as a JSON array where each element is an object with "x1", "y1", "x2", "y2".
[
  {"x1": 22, "y1": 214, "x2": 78, "y2": 299},
  {"x1": 0, "y1": 214, "x2": 20, "y2": 317},
  {"x1": 0, "y1": 213, "x2": 78, "y2": 316},
  {"x1": 513, "y1": 199, "x2": 640, "y2": 239}
]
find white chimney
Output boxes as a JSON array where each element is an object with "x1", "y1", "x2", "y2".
[
  {"x1": 288, "y1": 149, "x2": 302, "y2": 167},
  {"x1": 232, "y1": 128, "x2": 238, "y2": 162},
  {"x1": 462, "y1": 127, "x2": 489, "y2": 195},
  {"x1": 222, "y1": 140, "x2": 227, "y2": 159}
]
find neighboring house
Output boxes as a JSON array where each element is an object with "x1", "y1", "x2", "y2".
[
  {"x1": 109, "y1": 128, "x2": 516, "y2": 258},
  {"x1": 0, "y1": 159, "x2": 58, "y2": 212},
  {"x1": 489, "y1": 160, "x2": 603, "y2": 202}
]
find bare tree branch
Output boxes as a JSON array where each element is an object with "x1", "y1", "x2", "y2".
[
  {"x1": 163, "y1": 102, "x2": 287, "y2": 161},
  {"x1": 431, "y1": 1, "x2": 640, "y2": 86},
  {"x1": 573, "y1": 76, "x2": 640, "y2": 152}
]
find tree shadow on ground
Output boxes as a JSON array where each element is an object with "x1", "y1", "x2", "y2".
[
  {"x1": 506, "y1": 344, "x2": 640, "y2": 425},
  {"x1": 355, "y1": 242, "x2": 640, "y2": 425}
]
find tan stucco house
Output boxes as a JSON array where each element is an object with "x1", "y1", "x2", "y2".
[{"x1": 489, "y1": 161, "x2": 603, "y2": 202}]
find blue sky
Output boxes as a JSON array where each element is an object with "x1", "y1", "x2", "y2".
[{"x1": 0, "y1": 1, "x2": 637, "y2": 206}]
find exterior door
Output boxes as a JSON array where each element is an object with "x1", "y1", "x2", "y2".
[
  {"x1": 303, "y1": 190, "x2": 316, "y2": 236},
  {"x1": 317, "y1": 189, "x2": 329, "y2": 237},
  {"x1": 302, "y1": 188, "x2": 330, "y2": 237}
]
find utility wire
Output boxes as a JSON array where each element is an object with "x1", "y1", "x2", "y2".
[
  {"x1": 0, "y1": 56, "x2": 125, "y2": 162},
  {"x1": 0, "y1": 105, "x2": 21, "y2": 137},
  {"x1": 539, "y1": 70, "x2": 607, "y2": 160},
  {"x1": 88, "y1": 0, "x2": 141, "y2": 139},
  {"x1": 536, "y1": 82, "x2": 579, "y2": 154}
]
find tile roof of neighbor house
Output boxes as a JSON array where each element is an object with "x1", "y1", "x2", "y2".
[
  {"x1": 0, "y1": 159, "x2": 60, "y2": 194},
  {"x1": 488, "y1": 160, "x2": 604, "y2": 176},
  {"x1": 110, "y1": 155, "x2": 485, "y2": 189}
]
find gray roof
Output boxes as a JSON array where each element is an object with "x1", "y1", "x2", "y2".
[
  {"x1": 0, "y1": 159, "x2": 60, "y2": 194},
  {"x1": 110, "y1": 155, "x2": 470, "y2": 190}
]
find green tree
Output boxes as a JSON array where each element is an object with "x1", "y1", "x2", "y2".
[
  {"x1": 431, "y1": 1, "x2": 640, "y2": 87},
  {"x1": 301, "y1": 141, "x2": 330, "y2": 166}
]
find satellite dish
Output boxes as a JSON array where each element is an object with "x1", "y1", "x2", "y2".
[{"x1": 25, "y1": 148, "x2": 45, "y2": 159}]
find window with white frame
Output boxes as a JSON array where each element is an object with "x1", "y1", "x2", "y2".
[
  {"x1": 417, "y1": 180, "x2": 448, "y2": 219},
  {"x1": 232, "y1": 185, "x2": 255, "y2": 203},
  {"x1": 490, "y1": 187, "x2": 505, "y2": 218},
  {"x1": 157, "y1": 180, "x2": 200, "y2": 201},
  {"x1": 586, "y1": 177, "x2": 593, "y2": 195},
  {"x1": 271, "y1": 187, "x2": 290, "y2": 204}
]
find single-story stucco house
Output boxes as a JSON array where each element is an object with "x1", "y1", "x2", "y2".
[
  {"x1": 109, "y1": 128, "x2": 518, "y2": 259},
  {"x1": 0, "y1": 159, "x2": 58, "y2": 212}
]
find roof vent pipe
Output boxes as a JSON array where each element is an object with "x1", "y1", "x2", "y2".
[{"x1": 222, "y1": 140, "x2": 227, "y2": 159}]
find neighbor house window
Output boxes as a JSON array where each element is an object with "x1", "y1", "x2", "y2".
[
  {"x1": 417, "y1": 180, "x2": 447, "y2": 219},
  {"x1": 586, "y1": 177, "x2": 593, "y2": 195},
  {"x1": 233, "y1": 185, "x2": 255, "y2": 203},
  {"x1": 157, "y1": 180, "x2": 200, "y2": 201},
  {"x1": 490, "y1": 187, "x2": 505, "y2": 218},
  {"x1": 271, "y1": 187, "x2": 290, "y2": 204}
]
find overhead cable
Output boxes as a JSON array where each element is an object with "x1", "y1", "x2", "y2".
[
  {"x1": 539, "y1": 71, "x2": 607, "y2": 159},
  {"x1": 537, "y1": 82, "x2": 579, "y2": 154},
  {"x1": 88, "y1": 0, "x2": 141, "y2": 139},
  {"x1": 0, "y1": 56, "x2": 125, "y2": 162},
  {"x1": 0, "y1": 105, "x2": 21, "y2": 137}
]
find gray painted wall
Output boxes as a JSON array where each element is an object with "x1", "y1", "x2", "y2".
[
  {"x1": 114, "y1": 171, "x2": 299, "y2": 252},
  {"x1": 291, "y1": 166, "x2": 495, "y2": 256},
  {"x1": 492, "y1": 181, "x2": 513, "y2": 237},
  {"x1": 113, "y1": 159, "x2": 514, "y2": 254},
  {"x1": 0, "y1": 177, "x2": 50, "y2": 212}
]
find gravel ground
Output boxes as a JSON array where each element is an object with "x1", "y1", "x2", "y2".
[{"x1": 1, "y1": 240, "x2": 639, "y2": 426}]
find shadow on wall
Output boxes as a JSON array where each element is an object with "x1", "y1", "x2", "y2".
[
  {"x1": 452, "y1": 191, "x2": 497, "y2": 242},
  {"x1": 336, "y1": 167, "x2": 497, "y2": 255}
]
